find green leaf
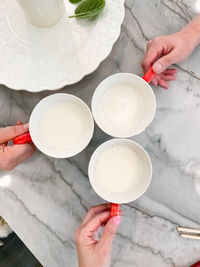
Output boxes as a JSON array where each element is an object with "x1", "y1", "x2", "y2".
[
  {"x1": 69, "y1": 0, "x2": 106, "y2": 18},
  {"x1": 69, "y1": 0, "x2": 82, "y2": 3}
]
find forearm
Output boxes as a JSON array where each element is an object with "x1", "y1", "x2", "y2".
[{"x1": 181, "y1": 14, "x2": 200, "y2": 48}]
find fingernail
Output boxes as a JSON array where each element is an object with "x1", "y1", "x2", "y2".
[
  {"x1": 23, "y1": 123, "x2": 29, "y2": 130},
  {"x1": 113, "y1": 216, "x2": 121, "y2": 225},
  {"x1": 153, "y1": 63, "x2": 163, "y2": 74}
]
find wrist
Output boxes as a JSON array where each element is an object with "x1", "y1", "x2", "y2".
[
  {"x1": 181, "y1": 28, "x2": 200, "y2": 48},
  {"x1": 180, "y1": 15, "x2": 200, "y2": 48}
]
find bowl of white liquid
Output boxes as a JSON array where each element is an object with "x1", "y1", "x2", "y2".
[
  {"x1": 14, "y1": 94, "x2": 94, "y2": 158},
  {"x1": 88, "y1": 139, "x2": 152, "y2": 204},
  {"x1": 92, "y1": 73, "x2": 156, "y2": 138}
]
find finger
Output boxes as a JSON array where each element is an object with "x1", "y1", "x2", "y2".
[
  {"x1": 151, "y1": 80, "x2": 158, "y2": 86},
  {"x1": 151, "y1": 76, "x2": 160, "y2": 86},
  {"x1": 100, "y1": 216, "x2": 121, "y2": 250},
  {"x1": 0, "y1": 143, "x2": 7, "y2": 150},
  {"x1": 160, "y1": 74, "x2": 176, "y2": 81},
  {"x1": 16, "y1": 121, "x2": 23, "y2": 125},
  {"x1": 81, "y1": 211, "x2": 110, "y2": 236},
  {"x1": 0, "y1": 124, "x2": 29, "y2": 143},
  {"x1": 81, "y1": 204, "x2": 110, "y2": 226},
  {"x1": 158, "y1": 79, "x2": 169, "y2": 89},
  {"x1": 153, "y1": 51, "x2": 177, "y2": 74},
  {"x1": 102, "y1": 210, "x2": 123, "y2": 226},
  {"x1": 163, "y1": 69, "x2": 177, "y2": 75},
  {"x1": 142, "y1": 41, "x2": 163, "y2": 73},
  {"x1": 1, "y1": 144, "x2": 36, "y2": 171}
]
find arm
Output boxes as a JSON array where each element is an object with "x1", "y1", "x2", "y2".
[
  {"x1": 142, "y1": 14, "x2": 200, "y2": 89},
  {"x1": 182, "y1": 14, "x2": 200, "y2": 47}
]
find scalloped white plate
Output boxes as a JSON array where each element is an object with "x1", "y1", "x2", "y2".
[{"x1": 0, "y1": 0, "x2": 125, "y2": 92}]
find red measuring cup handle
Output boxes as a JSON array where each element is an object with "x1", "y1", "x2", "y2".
[
  {"x1": 142, "y1": 67, "x2": 156, "y2": 83},
  {"x1": 13, "y1": 132, "x2": 32, "y2": 145},
  {"x1": 110, "y1": 203, "x2": 120, "y2": 217},
  {"x1": 191, "y1": 261, "x2": 200, "y2": 267}
]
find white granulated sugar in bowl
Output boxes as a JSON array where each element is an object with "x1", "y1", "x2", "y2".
[{"x1": 98, "y1": 83, "x2": 144, "y2": 137}]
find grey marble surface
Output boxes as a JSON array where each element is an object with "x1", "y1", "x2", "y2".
[{"x1": 1, "y1": 0, "x2": 200, "y2": 266}]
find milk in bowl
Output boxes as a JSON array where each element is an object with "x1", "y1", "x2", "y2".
[
  {"x1": 89, "y1": 139, "x2": 152, "y2": 204},
  {"x1": 29, "y1": 94, "x2": 94, "y2": 158}
]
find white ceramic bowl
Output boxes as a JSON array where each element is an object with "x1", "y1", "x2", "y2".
[
  {"x1": 92, "y1": 73, "x2": 156, "y2": 138},
  {"x1": 29, "y1": 93, "x2": 94, "y2": 158},
  {"x1": 88, "y1": 139, "x2": 152, "y2": 204}
]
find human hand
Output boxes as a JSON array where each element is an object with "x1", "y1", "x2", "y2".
[
  {"x1": 75, "y1": 204, "x2": 121, "y2": 267},
  {"x1": 142, "y1": 30, "x2": 199, "y2": 89},
  {"x1": 0, "y1": 122, "x2": 36, "y2": 171}
]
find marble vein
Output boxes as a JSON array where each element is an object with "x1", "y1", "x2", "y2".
[
  {"x1": 162, "y1": 0, "x2": 189, "y2": 23},
  {"x1": 116, "y1": 232, "x2": 176, "y2": 267},
  {"x1": 126, "y1": 203, "x2": 179, "y2": 228},
  {"x1": 1, "y1": 187, "x2": 74, "y2": 246},
  {"x1": 122, "y1": 24, "x2": 144, "y2": 52},
  {"x1": 124, "y1": 3, "x2": 149, "y2": 42},
  {"x1": 175, "y1": 64, "x2": 200, "y2": 81},
  {"x1": 47, "y1": 158, "x2": 88, "y2": 213}
]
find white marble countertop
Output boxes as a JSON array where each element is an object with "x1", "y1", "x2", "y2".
[{"x1": 1, "y1": 0, "x2": 200, "y2": 266}]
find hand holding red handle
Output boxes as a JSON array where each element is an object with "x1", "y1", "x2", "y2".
[
  {"x1": 142, "y1": 67, "x2": 156, "y2": 83},
  {"x1": 13, "y1": 132, "x2": 32, "y2": 144}
]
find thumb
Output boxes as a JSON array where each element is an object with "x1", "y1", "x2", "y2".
[
  {"x1": 153, "y1": 51, "x2": 176, "y2": 74},
  {"x1": 0, "y1": 124, "x2": 29, "y2": 143},
  {"x1": 100, "y1": 216, "x2": 121, "y2": 249}
]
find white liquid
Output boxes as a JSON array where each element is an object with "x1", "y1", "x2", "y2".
[
  {"x1": 95, "y1": 145, "x2": 142, "y2": 193},
  {"x1": 16, "y1": 0, "x2": 65, "y2": 27},
  {"x1": 98, "y1": 84, "x2": 144, "y2": 136},
  {"x1": 40, "y1": 101, "x2": 90, "y2": 150}
]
